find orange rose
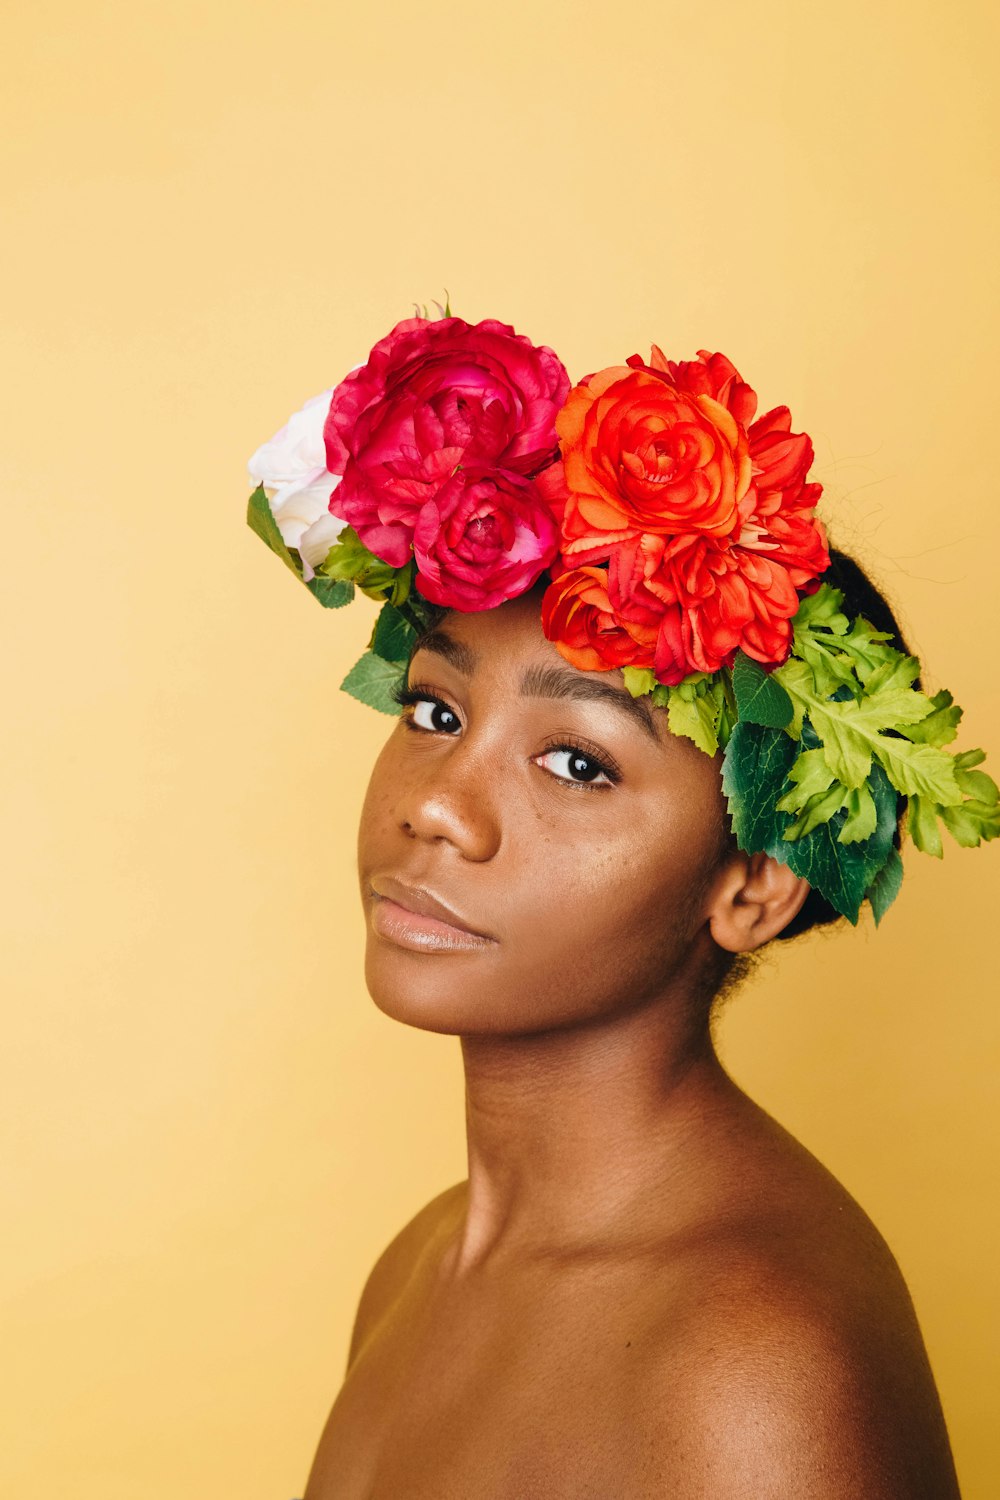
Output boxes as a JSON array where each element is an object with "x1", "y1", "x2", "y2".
[
  {"x1": 556, "y1": 364, "x2": 752, "y2": 566},
  {"x1": 540, "y1": 566, "x2": 656, "y2": 673}
]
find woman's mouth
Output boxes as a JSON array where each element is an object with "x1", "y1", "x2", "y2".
[{"x1": 368, "y1": 878, "x2": 497, "y2": 954}]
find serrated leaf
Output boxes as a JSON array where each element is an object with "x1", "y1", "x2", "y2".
[
  {"x1": 305, "y1": 575, "x2": 354, "y2": 609},
  {"x1": 247, "y1": 485, "x2": 302, "y2": 577},
  {"x1": 940, "y1": 800, "x2": 1000, "y2": 847},
  {"x1": 340, "y1": 651, "x2": 405, "y2": 715},
  {"x1": 721, "y1": 721, "x2": 798, "y2": 853},
  {"x1": 732, "y1": 651, "x2": 794, "y2": 729},
  {"x1": 898, "y1": 689, "x2": 962, "y2": 747},
  {"x1": 865, "y1": 846, "x2": 903, "y2": 927},
  {"x1": 622, "y1": 666, "x2": 657, "y2": 698},
  {"x1": 839, "y1": 785, "x2": 878, "y2": 843},
  {"x1": 907, "y1": 795, "x2": 943, "y2": 858},
  {"x1": 372, "y1": 600, "x2": 419, "y2": 664},
  {"x1": 667, "y1": 687, "x2": 723, "y2": 756},
  {"x1": 791, "y1": 584, "x2": 848, "y2": 636}
]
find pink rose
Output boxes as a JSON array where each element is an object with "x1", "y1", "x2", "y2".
[
  {"x1": 413, "y1": 468, "x2": 559, "y2": 611},
  {"x1": 324, "y1": 316, "x2": 570, "y2": 567}
]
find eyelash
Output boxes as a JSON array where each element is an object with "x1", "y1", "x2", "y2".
[{"x1": 391, "y1": 683, "x2": 621, "y2": 790}]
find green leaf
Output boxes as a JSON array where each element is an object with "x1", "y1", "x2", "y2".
[
  {"x1": 340, "y1": 651, "x2": 406, "y2": 715},
  {"x1": 732, "y1": 651, "x2": 794, "y2": 729},
  {"x1": 247, "y1": 485, "x2": 301, "y2": 578},
  {"x1": 897, "y1": 689, "x2": 962, "y2": 747},
  {"x1": 839, "y1": 785, "x2": 878, "y2": 844},
  {"x1": 622, "y1": 666, "x2": 657, "y2": 698},
  {"x1": 865, "y1": 846, "x2": 904, "y2": 927},
  {"x1": 721, "y1": 721, "x2": 798, "y2": 854},
  {"x1": 372, "y1": 600, "x2": 419, "y2": 665},
  {"x1": 667, "y1": 686, "x2": 723, "y2": 756},
  {"x1": 305, "y1": 575, "x2": 354, "y2": 609},
  {"x1": 907, "y1": 795, "x2": 943, "y2": 858}
]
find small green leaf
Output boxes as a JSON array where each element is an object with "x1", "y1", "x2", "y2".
[
  {"x1": 372, "y1": 601, "x2": 419, "y2": 665},
  {"x1": 305, "y1": 576, "x2": 354, "y2": 609},
  {"x1": 865, "y1": 846, "x2": 904, "y2": 927},
  {"x1": 840, "y1": 785, "x2": 878, "y2": 844},
  {"x1": 340, "y1": 651, "x2": 406, "y2": 715},
  {"x1": 721, "y1": 721, "x2": 798, "y2": 854},
  {"x1": 667, "y1": 687, "x2": 723, "y2": 756},
  {"x1": 907, "y1": 795, "x2": 943, "y2": 858},
  {"x1": 247, "y1": 485, "x2": 301, "y2": 578},
  {"x1": 622, "y1": 666, "x2": 657, "y2": 698},
  {"x1": 732, "y1": 651, "x2": 794, "y2": 729},
  {"x1": 897, "y1": 689, "x2": 962, "y2": 747}
]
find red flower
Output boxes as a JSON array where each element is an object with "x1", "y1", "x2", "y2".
[
  {"x1": 324, "y1": 316, "x2": 570, "y2": 568},
  {"x1": 540, "y1": 566, "x2": 657, "y2": 673},
  {"x1": 413, "y1": 469, "x2": 559, "y2": 611},
  {"x1": 557, "y1": 363, "x2": 751, "y2": 566}
]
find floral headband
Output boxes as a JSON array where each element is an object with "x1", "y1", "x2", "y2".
[{"x1": 246, "y1": 309, "x2": 998, "y2": 927}]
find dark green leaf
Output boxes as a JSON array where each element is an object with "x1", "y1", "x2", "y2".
[
  {"x1": 721, "y1": 721, "x2": 798, "y2": 854},
  {"x1": 372, "y1": 600, "x2": 419, "y2": 664},
  {"x1": 246, "y1": 485, "x2": 301, "y2": 577},
  {"x1": 340, "y1": 651, "x2": 405, "y2": 715},
  {"x1": 865, "y1": 846, "x2": 904, "y2": 927},
  {"x1": 732, "y1": 651, "x2": 794, "y2": 729},
  {"x1": 305, "y1": 576, "x2": 354, "y2": 609}
]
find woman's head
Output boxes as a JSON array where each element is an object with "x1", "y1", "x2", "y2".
[{"x1": 357, "y1": 579, "x2": 813, "y2": 1041}]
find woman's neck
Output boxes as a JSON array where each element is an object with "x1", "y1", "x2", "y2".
[{"x1": 450, "y1": 998, "x2": 740, "y2": 1274}]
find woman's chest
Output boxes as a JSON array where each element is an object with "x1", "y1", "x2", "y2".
[{"x1": 305, "y1": 1262, "x2": 668, "y2": 1500}]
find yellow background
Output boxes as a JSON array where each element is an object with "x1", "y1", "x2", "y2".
[{"x1": 3, "y1": 0, "x2": 998, "y2": 1494}]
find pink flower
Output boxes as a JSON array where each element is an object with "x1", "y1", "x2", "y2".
[
  {"x1": 324, "y1": 316, "x2": 570, "y2": 568},
  {"x1": 413, "y1": 468, "x2": 559, "y2": 611}
]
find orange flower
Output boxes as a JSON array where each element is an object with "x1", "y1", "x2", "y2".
[
  {"x1": 556, "y1": 362, "x2": 752, "y2": 566},
  {"x1": 540, "y1": 566, "x2": 656, "y2": 673}
]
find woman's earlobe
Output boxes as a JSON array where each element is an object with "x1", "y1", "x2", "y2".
[{"x1": 708, "y1": 851, "x2": 812, "y2": 953}]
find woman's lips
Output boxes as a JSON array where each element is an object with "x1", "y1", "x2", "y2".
[{"x1": 369, "y1": 877, "x2": 497, "y2": 954}]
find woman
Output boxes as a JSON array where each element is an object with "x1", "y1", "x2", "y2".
[{"x1": 248, "y1": 313, "x2": 993, "y2": 1497}]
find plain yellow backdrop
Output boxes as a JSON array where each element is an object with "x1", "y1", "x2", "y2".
[{"x1": 3, "y1": 0, "x2": 998, "y2": 1494}]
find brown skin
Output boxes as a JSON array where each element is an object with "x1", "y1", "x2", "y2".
[{"x1": 304, "y1": 585, "x2": 960, "y2": 1500}]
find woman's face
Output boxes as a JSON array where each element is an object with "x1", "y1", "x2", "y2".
[{"x1": 357, "y1": 584, "x2": 736, "y2": 1036}]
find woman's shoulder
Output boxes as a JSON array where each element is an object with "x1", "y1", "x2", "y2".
[
  {"x1": 346, "y1": 1181, "x2": 465, "y2": 1367},
  {"x1": 637, "y1": 1110, "x2": 961, "y2": 1496}
]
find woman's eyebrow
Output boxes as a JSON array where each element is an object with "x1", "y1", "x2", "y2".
[
  {"x1": 519, "y1": 664, "x2": 659, "y2": 741},
  {"x1": 410, "y1": 629, "x2": 479, "y2": 676}
]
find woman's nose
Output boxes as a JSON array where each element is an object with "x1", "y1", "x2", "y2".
[{"x1": 394, "y1": 745, "x2": 502, "y2": 862}]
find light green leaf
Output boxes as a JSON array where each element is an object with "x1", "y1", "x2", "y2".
[
  {"x1": 340, "y1": 651, "x2": 405, "y2": 715},
  {"x1": 840, "y1": 785, "x2": 878, "y2": 844},
  {"x1": 667, "y1": 687, "x2": 722, "y2": 757},
  {"x1": 907, "y1": 795, "x2": 943, "y2": 858},
  {"x1": 622, "y1": 666, "x2": 657, "y2": 698},
  {"x1": 865, "y1": 846, "x2": 904, "y2": 927},
  {"x1": 897, "y1": 689, "x2": 962, "y2": 747},
  {"x1": 732, "y1": 651, "x2": 794, "y2": 729},
  {"x1": 247, "y1": 485, "x2": 302, "y2": 578}
]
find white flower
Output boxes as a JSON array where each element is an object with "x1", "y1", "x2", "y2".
[{"x1": 248, "y1": 388, "x2": 346, "y2": 576}]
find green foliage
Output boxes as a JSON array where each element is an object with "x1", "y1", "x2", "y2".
[
  {"x1": 246, "y1": 485, "x2": 301, "y2": 577},
  {"x1": 371, "y1": 601, "x2": 419, "y2": 665},
  {"x1": 731, "y1": 651, "x2": 794, "y2": 729},
  {"x1": 305, "y1": 576, "x2": 354, "y2": 609},
  {"x1": 663, "y1": 673, "x2": 736, "y2": 757},
  {"x1": 340, "y1": 651, "x2": 406, "y2": 716},
  {"x1": 319, "y1": 526, "x2": 413, "y2": 603},
  {"x1": 864, "y1": 846, "x2": 904, "y2": 927}
]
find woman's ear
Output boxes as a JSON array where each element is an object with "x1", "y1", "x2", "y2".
[{"x1": 707, "y1": 851, "x2": 811, "y2": 953}]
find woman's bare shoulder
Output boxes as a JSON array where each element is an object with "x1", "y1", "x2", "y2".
[
  {"x1": 638, "y1": 1127, "x2": 961, "y2": 1498},
  {"x1": 346, "y1": 1181, "x2": 465, "y2": 1367}
]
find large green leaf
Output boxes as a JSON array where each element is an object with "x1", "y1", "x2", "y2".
[
  {"x1": 340, "y1": 651, "x2": 406, "y2": 715},
  {"x1": 864, "y1": 846, "x2": 904, "y2": 927},
  {"x1": 721, "y1": 721, "x2": 798, "y2": 854},
  {"x1": 732, "y1": 651, "x2": 794, "y2": 729},
  {"x1": 372, "y1": 600, "x2": 419, "y2": 665}
]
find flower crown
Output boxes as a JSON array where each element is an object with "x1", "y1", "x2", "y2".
[{"x1": 246, "y1": 308, "x2": 998, "y2": 927}]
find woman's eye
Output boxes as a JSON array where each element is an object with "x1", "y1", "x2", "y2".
[
  {"x1": 410, "y1": 697, "x2": 461, "y2": 734},
  {"x1": 536, "y1": 747, "x2": 614, "y2": 787}
]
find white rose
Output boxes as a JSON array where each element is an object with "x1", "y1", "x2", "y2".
[{"x1": 248, "y1": 388, "x2": 346, "y2": 577}]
